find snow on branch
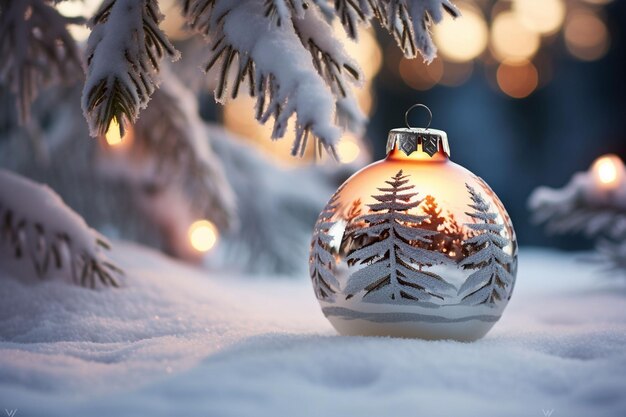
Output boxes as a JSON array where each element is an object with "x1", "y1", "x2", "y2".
[
  {"x1": 327, "y1": 0, "x2": 459, "y2": 59},
  {"x1": 367, "y1": 0, "x2": 459, "y2": 60},
  {"x1": 124, "y1": 68, "x2": 237, "y2": 231},
  {"x1": 0, "y1": 169, "x2": 122, "y2": 288},
  {"x1": 0, "y1": 0, "x2": 82, "y2": 123},
  {"x1": 528, "y1": 173, "x2": 626, "y2": 239},
  {"x1": 529, "y1": 172, "x2": 626, "y2": 274},
  {"x1": 181, "y1": 0, "x2": 455, "y2": 156},
  {"x1": 82, "y1": 0, "x2": 179, "y2": 139},
  {"x1": 183, "y1": 0, "x2": 359, "y2": 157}
]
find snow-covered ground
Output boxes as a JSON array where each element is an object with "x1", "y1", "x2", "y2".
[{"x1": 1, "y1": 243, "x2": 625, "y2": 417}]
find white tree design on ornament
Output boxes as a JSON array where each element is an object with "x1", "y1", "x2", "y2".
[
  {"x1": 309, "y1": 186, "x2": 342, "y2": 300},
  {"x1": 345, "y1": 170, "x2": 453, "y2": 304},
  {"x1": 458, "y1": 184, "x2": 514, "y2": 306}
]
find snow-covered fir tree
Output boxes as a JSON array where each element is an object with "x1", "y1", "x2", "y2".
[
  {"x1": 345, "y1": 170, "x2": 453, "y2": 303},
  {"x1": 309, "y1": 187, "x2": 342, "y2": 300},
  {"x1": 458, "y1": 184, "x2": 514, "y2": 306}
]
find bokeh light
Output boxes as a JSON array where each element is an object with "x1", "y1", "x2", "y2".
[
  {"x1": 565, "y1": 9, "x2": 610, "y2": 61},
  {"x1": 433, "y1": 3, "x2": 488, "y2": 63},
  {"x1": 188, "y1": 220, "x2": 219, "y2": 253},
  {"x1": 513, "y1": 0, "x2": 565, "y2": 35},
  {"x1": 496, "y1": 60, "x2": 538, "y2": 99},
  {"x1": 591, "y1": 154, "x2": 624, "y2": 189},
  {"x1": 336, "y1": 136, "x2": 361, "y2": 164},
  {"x1": 439, "y1": 61, "x2": 474, "y2": 87},
  {"x1": 399, "y1": 57, "x2": 443, "y2": 91},
  {"x1": 491, "y1": 11, "x2": 541, "y2": 63},
  {"x1": 56, "y1": 0, "x2": 101, "y2": 42}
]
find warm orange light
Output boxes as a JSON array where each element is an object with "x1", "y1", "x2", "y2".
[
  {"x1": 336, "y1": 139, "x2": 361, "y2": 164},
  {"x1": 398, "y1": 57, "x2": 443, "y2": 91},
  {"x1": 565, "y1": 10, "x2": 609, "y2": 61},
  {"x1": 496, "y1": 60, "x2": 538, "y2": 99},
  {"x1": 105, "y1": 117, "x2": 124, "y2": 146},
  {"x1": 491, "y1": 11, "x2": 540, "y2": 63},
  {"x1": 591, "y1": 154, "x2": 624, "y2": 189},
  {"x1": 188, "y1": 220, "x2": 218, "y2": 252},
  {"x1": 513, "y1": 0, "x2": 565, "y2": 35},
  {"x1": 433, "y1": 3, "x2": 488, "y2": 63}
]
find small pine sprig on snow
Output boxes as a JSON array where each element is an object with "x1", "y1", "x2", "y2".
[
  {"x1": 0, "y1": 0, "x2": 82, "y2": 123},
  {"x1": 529, "y1": 171, "x2": 626, "y2": 274},
  {"x1": 0, "y1": 169, "x2": 122, "y2": 289},
  {"x1": 82, "y1": 0, "x2": 180, "y2": 139}
]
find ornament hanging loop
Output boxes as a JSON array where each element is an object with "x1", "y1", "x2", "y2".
[{"x1": 405, "y1": 103, "x2": 432, "y2": 130}]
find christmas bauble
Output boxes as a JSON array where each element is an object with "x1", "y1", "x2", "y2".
[{"x1": 309, "y1": 104, "x2": 517, "y2": 341}]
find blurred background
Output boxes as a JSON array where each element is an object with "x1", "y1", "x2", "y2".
[
  {"x1": 216, "y1": 0, "x2": 626, "y2": 251},
  {"x1": 1, "y1": 0, "x2": 625, "y2": 272}
]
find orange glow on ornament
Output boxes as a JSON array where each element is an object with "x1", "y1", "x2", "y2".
[
  {"x1": 188, "y1": 220, "x2": 218, "y2": 253},
  {"x1": 591, "y1": 154, "x2": 624, "y2": 189}
]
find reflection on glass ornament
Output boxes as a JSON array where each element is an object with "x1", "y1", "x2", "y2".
[{"x1": 309, "y1": 104, "x2": 517, "y2": 341}]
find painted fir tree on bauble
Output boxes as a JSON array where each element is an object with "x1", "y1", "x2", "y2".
[
  {"x1": 344, "y1": 170, "x2": 453, "y2": 304},
  {"x1": 458, "y1": 184, "x2": 514, "y2": 306},
  {"x1": 309, "y1": 186, "x2": 342, "y2": 301},
  {"x1": 309, "y1": 104, "x2": 517, "y2": 341}
]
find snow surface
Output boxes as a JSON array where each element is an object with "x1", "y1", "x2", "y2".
[{"x1": 1, "y1": 243, "x2": 625, "y2": 416}]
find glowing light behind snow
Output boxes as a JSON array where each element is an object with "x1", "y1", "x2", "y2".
[
  {"x1": 591, "y1": 155, "x2": 625, "y2": 189},
  {"x1": 105, "y1": 117, "x2": 124, "y2": 146},
  {"x1": 56, "y1": 0, "x2": 101, "y2": 42},
  {"x1": 189, "y1": 220, "x2": 219, "y2": 253}
]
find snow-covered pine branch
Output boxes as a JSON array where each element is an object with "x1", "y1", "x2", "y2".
[
  {"x1": 182, "y1": 0, "x2": 358, "y2": 157},
  {"x1": 82, "y1": 0, "x2": 179, "y2": 139},
  {"x1": 529, "y1": 171, "x2": 626, "y2": 273},
  {"x1": 368, "y1": 0, "x2": 459, "y2": 60},
  {"x1": 0, "y1": 169, "x2": 122, "y2": 288},
  {"x1": 113, "y1": 67, "x2": 237, "y2": 231},
  {"x1": 0, "y1": 0, "x2": 82, "y2": 123},
  {"x1": 208, "y1": 125, "x2": 335, "y2": 274},
  {"x1": 529, "y1": 173, "x2": 626, "y2": 239},
  {"x1": 181, "y1": 0, "x2": 455, "y2": 156}
]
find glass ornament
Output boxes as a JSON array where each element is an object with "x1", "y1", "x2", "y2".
[{"x1": 309, "y1": 104, "x2": 517, "y2": 341}]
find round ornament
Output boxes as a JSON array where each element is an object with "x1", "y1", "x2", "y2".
[{"x1": 309, "y1": 104, "x2": 517, "y2": 341}]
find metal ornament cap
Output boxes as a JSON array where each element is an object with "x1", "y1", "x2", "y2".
[{"x1": 386, "y1": 128, "x2": 451, "y2": 158}]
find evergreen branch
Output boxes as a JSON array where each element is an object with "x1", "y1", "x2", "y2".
[
  {"x1": 369, "y1": 0, "x2": 459, "y2": 61},
  {"x1": 0, "y1": 0, "x2": 82, "y2": 124},
  {"x1": 183, "y1": 0, "x2": 350, "y2": 157},
  {"x1": 129, "y1": 70, "x2": 237, "y2": 230},
  {"x1": 82, "y1": 0, "x2": 180, "y2": 138},
  {"x1": 0, "y1": 170, "x2": 122, "y2": 289},
  {"x1": 529, "y1": 172, "x2": 626, "y2": 273}
]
